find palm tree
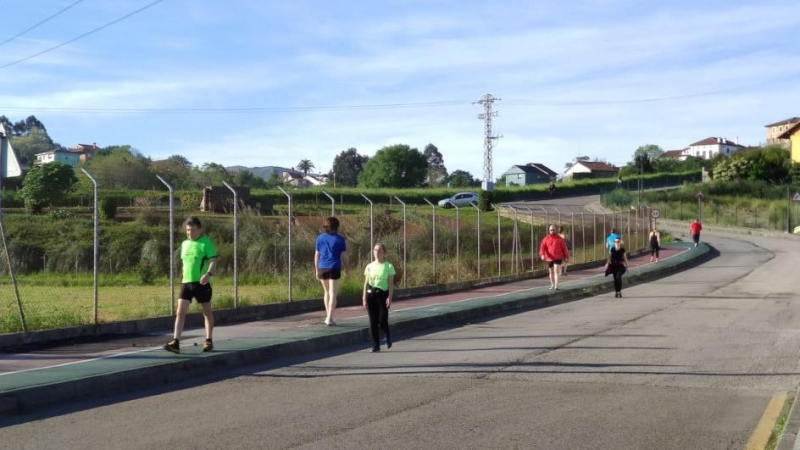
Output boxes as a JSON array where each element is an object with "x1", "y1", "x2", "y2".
[{"x1": 296, "y1": 159, "x2": 315, "y2": 176}]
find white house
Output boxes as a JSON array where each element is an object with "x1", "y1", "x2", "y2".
[
  {"x1": 685, "y1": 137, "x2": 743, "y2": 159},
  {"x1": 34, "y1": 149, "x2": 80, "y2": 167},
  {"x1": 562, "y1": 161, "x2": 618, "y2": 181}
]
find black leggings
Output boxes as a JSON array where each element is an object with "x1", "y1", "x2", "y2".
[
  {"x1": 650, "y1": 245, "x2": 659, "y2": 258},
  {"x1": 367, "y1": 288, "x2": 391, "y2": 346},
  {"x1": 612, "y1": 268, "x2": 625, "y2": 293}
]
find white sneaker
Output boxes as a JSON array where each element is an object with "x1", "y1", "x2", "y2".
[{"x1": 548, "y1": 285, "x2": 555, "y2": 290}]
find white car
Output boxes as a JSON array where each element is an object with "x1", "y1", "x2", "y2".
[{"x1": 437, "y1": 192, "x2": 478, "y2": 208}]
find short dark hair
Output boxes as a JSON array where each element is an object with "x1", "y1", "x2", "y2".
[
  {"x1": 185, "y1": 216, "x2": 202, "y2": 228},
  {"x1": 323, "y1": 216, "x2": 340, "y2": 233}
]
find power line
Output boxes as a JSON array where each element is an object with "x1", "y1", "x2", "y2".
[
  {"x1": 0, "y1": 100, "x2": 470, "y2": 114},
  {"x1": 0, "y1": 0, "x2": 87, "y2": 49},
  {"x1": 0, "y1": 0, "x2": 168, "y2": 70}
]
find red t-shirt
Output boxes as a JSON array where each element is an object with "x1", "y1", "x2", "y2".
[
  {"x1": 540, "y1": 234, "x2": 569, "y2": 261},
  {"x1": 690, "y1": 222, "x2": 702, "y2": 234}
]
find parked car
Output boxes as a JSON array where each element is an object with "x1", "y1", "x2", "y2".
[{"x1": 437, "y1": 192, "x2": 478, "y2": 208}]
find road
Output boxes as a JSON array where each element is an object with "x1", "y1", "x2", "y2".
[{"x1": 1, "y1": 227, "x2": 799, "y2": 450}]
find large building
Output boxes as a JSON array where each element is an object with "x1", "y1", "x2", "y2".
[
  {"x1": 777, "y1": 122, "x2": 800, "y2": 164},
  {"x1": 684, "y1": 137, "x2": 744, "y2": 159},
  {"x1": 765, "y1": 118, "x2": 800, "y2": 148},
  {"x1": 34, "y1": 149, "x2": 80, "y2": 167},
  {"x1": 501, "y1": 163, "x2": 557, "y2": 186}
]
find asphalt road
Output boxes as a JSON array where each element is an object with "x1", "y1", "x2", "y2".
[{"x1": 1, "y1": 227, "x2": 799, "y2": 450}]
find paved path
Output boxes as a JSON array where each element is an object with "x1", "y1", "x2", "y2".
[{"x1": 0, "y1": 244, "x2": 696, "y2": 415}]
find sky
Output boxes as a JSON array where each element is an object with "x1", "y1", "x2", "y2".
[{"x1": 1, "y1": 0, "x2": 799, "y2": 181}]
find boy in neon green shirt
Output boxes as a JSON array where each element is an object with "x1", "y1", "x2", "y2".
[
  {"x1": 362, "y1": 243, "x2": 396, "y2": 353},
  {"x1": 164, "y1": 216, "x2": 217, "y2": 354}
]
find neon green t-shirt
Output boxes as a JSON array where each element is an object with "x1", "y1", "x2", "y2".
[
  {"x1": 364, "y1": 261, "x2": 396, "y2": 291},
  {"x1": 180, "y1": 235, "x2": 217, "y2": 283}
]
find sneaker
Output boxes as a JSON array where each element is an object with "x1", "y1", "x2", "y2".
[
  {"x1": 163, "y1": 339, "x2": 180, "y2": 354},
  {"x1": 371, "y1": 345, "x2": 380, "y2": 353},
  {"x1": 548, "y1": 285, "x2": 555, "y2": 290},
  {"x1": 618, "y1": 292, "x2": 623, "y2": 298},
  {"x1": 202, "y1": 339, "x2": 213, "y2": 352},
  {"x1": 554, "y1": 286, "x2": 559, "y2": 290},
  {"x1": 386, "y1": 336, "x2": 392, "y2": 349},
  {"x1": 327, "y1": 319, "x2": 336, "y2": 327}
]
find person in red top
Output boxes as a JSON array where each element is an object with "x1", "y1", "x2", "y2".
[
  {"x1": 539, "y1": 224, "x2": 569, "y2": 290},
  {"x1": 690, "y1": 219, "x2": 702, "y2": 248}
]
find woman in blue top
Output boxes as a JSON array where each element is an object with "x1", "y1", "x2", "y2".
[{"x1": 315, "y1": 217, "x2": 349, "y2": 326}]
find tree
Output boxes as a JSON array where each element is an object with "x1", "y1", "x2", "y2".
[
  {"x1": 84, "y1": 145, "x2": 156, "y2": 189},
  {"x1": 448, "y1": 170, "x2": 478, "y2": 188},
  {"x1": 296, "y1": 159, "x2": 315, "y2": 176},
  {"x1": 192, "y1": 162, "x2": 232, "y2": 186},
  {"x1": 358, "y1": 144, "x2": 428, "y2": 188},
  {"x1": 633, "y1": 144, "x2": 664, "y2": 162},
  {"x1": 331, "y1": 148, "x2": 369, "y2": 187},
  {"x1": 20, "y1": 162, "x2": 78, "y2": 213},
  {"x1": 8, "y1": 127, "x2": 57, "y2": 165},
  {"x1": 150, "y1": 154, "x2": 193, "y2": 189},
  {"x1": 233, "y1": 169, "x2": 266, "y2": 188},
  {"x1": 423, "y1": 143, "x2": 447, "y2": 187}
]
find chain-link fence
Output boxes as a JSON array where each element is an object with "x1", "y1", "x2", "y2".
[{"x1": 0, "y1": 173, "x2": 651, "y2": 334}]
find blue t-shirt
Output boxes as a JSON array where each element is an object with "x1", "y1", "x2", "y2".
[{"x1": 315, "y1": 232, "x2": 346, "y2": 269}]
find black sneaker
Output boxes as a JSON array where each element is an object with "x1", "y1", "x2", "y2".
[
  {"x1": 371, "y1": 345, "x2": 380, "y2": 353},
  {"x1": 386, "y1": 336, "x2": 392, "y2": 349},
  {"x1": 163, "y1": 339, "x2": 180, "y2": 354},
  {"x1": 202, "y1": 339, "x2": 213, "y2": 352}
]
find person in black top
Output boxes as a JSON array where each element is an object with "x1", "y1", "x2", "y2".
[{"x1": 605, "y1": 238, "x2": 628, "y2": 297}]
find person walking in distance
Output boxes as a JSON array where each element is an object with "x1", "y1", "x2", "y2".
[
  {"x1": 540, "y1": 224, "x2": 569, "y2": 290},
  {"x1": 605, "y1": 238, "x2": 628, "y2": 297},
  {"x1": 362, "y1": 243, "x2": 396, "y2": 353},
  {"x1": 648, "y1": 226, "x2": 661, "y2": 262},
  {"x1": 690, "y1": 219, "x2": 702, "y2": 248},
  {"x1": 164, "y1": 216, "x2": 217, "y2": 354},
  {"x1": 315, "y1": 217, "x2": 349, "y2": 326}
]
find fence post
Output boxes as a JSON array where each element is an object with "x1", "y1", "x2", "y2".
[
  {"x1": 361, "y1": 194, "x2": 375, "y2": 260},
  {"x1": 494, "y1": 204, "x2": 501, "y2": 275},
  {"x1": 423, "y1": 198, "x2": 437, "y2": 282},
  {"x1": 523, "y1": 206, "x2": 534, "y2": 271},
  {"x1": 156, "y1": 175, "x2": 176, "y2": 314},
  {"x1": 470, "y1": 201, "x2": 481, "y2": 279},
  {"x1": 278, "y1": 187, "x2": 293, "y2": 301},
  {"x1": 80, "y1": 168, "x2": 99, "y2": 325},
  {"x1": 394, "y1": 196, "x2": 407, "y2": 288},
  {"x1": 321, "y1": 190, "x2": 335, "y2": 217},
  {"x1": 453, "y1": 203, "x2": 461, "y2": 280},
  {"x1": 222, "y1": 182, "x2": 239, "y2": 308}
]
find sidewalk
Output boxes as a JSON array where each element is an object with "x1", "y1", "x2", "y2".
[{"x1": 0, "y1": 243, "x2": 710, "y2": 415}]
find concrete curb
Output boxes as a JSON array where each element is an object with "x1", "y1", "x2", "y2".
[
  {"x1": 776, "y1": 390, "x2": 800, "y2": 450},
  {"x1": 0, "y1": 242, "x2": 711, "y2": 416}
]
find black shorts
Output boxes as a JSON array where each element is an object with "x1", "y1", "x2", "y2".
[
  {"x1": 318, "y1": 268, "x2": 341, "y2": 280},
  {"x1": 692, "y1": 233, "x2": 700, "y2": 244},
  {"x1": 179, "y1": 282, "x2": 212, "y2": 303},
  {"x1": 547, "y1": 260, "x2": 563, "y2": 268}
]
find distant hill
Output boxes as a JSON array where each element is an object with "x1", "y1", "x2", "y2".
[{"x1": 226, "y1": 166, "x2": 291, "y2": 179}]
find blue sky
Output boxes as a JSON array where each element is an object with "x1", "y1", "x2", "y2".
[{"x1": 1, "y1": 0, "x2": 799, "y2": 180}]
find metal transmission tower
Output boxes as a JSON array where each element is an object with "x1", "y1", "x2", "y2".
[{"x1": 475, "y1": 94, "x2": 501, "y2": 191}]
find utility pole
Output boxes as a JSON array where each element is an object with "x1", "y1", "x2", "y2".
[{"x1": 474, "y1": 94, "x2": 501, "y2": 191}]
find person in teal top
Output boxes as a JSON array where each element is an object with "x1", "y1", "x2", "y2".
[
  {"x1": 362, "y1": 243, "x2": 396, "y2": 353},
  {"x1": 164, "y1": 216, "x2": 218, "y2": 354}
]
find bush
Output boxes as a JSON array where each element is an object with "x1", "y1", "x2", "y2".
[{"x1": 100, "y1": 198, "x2": 118, "y2": 220}]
